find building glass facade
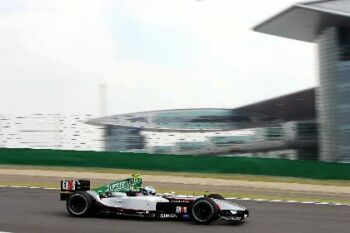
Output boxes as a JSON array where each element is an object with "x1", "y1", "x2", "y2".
[{"x1": 318, "y1": 27, "x2": 350, "y2": 162}]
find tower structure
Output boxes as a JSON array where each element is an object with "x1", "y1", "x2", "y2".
[{"x1": 254, "y1": 0, "x2": 350, "y2": 162}]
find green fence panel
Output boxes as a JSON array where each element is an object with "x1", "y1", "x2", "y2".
[{"x1": 0, "y1": 148, "x2": 349, "y2": 180}]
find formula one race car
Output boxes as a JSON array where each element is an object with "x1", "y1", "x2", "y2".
[{"x1": 60, "y1": 174, "x2": 249, "y2": 224}]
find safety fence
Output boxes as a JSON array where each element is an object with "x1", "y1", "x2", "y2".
[{"x1": 0, "y1": 148, "x2": 349, "y2": 180}]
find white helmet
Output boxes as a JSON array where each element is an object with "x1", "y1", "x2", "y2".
[{"x1": 142, "y1": 186, "x2": 156, "y2": 195}]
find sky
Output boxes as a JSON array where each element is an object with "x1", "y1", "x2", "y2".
[{"x1": 0, "y1": 0, "x2": 317, "y2": 116}]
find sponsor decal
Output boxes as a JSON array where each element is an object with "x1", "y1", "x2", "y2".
[
  {"x1": 94, "y1": 177, "x2": 142, "y2": 194},
  {"x1": 170, "y1": 199, "x2": 190, "y2": 203},
  {"x1": 62, "y1": 180, "x2": 76, "y2": 191},
  {"x1": 160, "y1": 213, "x2": 177, "y2": 219},
  {"x1": 106, "y1": 180, "x2": 129, "y2": 192},
  {"x1": 176, "y1": 206, "x2": 188, "y2": 214}
]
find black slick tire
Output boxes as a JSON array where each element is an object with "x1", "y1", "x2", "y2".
[
  {"x1": 66, "y1": 191, "x2": 94, "y2": 217},
  {"x1": 190, "y1": 197, "x2": 219, "y2": 224}
]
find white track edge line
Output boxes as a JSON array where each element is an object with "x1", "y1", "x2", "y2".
[
  {"x1": 0, "y1": 184, "x2": 59, "y2": 190},
  {"x1": 227, "y1": 197, "x2": 350, "y2": 207}
]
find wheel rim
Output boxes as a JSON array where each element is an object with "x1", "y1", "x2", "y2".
[
  {"x1": 69, "y1": 194, "x2": 88, "y2": 215},
  {"x1": 192, "y1": 201, "x2": 213, "y2": 222}
]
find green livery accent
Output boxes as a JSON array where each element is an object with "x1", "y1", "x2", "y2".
[{"x1": 94, "y1": 174, "x2": 142, "y2": 194}]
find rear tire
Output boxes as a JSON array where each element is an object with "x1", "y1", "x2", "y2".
[
  {"x1": 66, "y1": 191, "x2": 94, "y2": 217},
  {"x1": 190, "y1": 197, "x2": 219, "y2": 224}
]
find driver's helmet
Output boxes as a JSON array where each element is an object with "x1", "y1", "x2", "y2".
[{"x1": 142, "y1": 186, "x2": 156, "y2": 195}]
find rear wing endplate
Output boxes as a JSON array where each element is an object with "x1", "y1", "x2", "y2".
[{"x1": 60, "y1": 179, "x2": 90, "y2": 200}]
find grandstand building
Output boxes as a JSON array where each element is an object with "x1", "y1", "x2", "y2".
[
  {"x1": 88, "y1": 89, "x2": 318, "y2": 161},
  {"x1": 90, "y1": 1, "x2": 350, "y2": 163}
]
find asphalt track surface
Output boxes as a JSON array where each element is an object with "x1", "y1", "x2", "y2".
[{"x1": 0, "y1": 187, "x2": 349, "y2": 233}]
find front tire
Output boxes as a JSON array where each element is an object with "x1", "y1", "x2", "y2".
[
  {"x1": 66, "y1": 191, "x2": 94, "y2": 217},
  {"x1": 190, "y1": 197, "x2": 219, "y2": 224}
]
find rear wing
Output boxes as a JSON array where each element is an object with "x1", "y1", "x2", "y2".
[{"x1": 60, "y1": 179, "x2": 90, "y2": 200}]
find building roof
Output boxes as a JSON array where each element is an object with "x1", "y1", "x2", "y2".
[
  {"x1": 254, "y1": 0, "x2": 350, "y2": 42},
  {"x1": 235, "y1": 88, "x2": 316, "y2": 121},
  {"x1": 88, "y1": 88, "x2": 316, "y2": 132},
  {"x1": 87, "y1": 108, "x2": 277, "y2": 132}
]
